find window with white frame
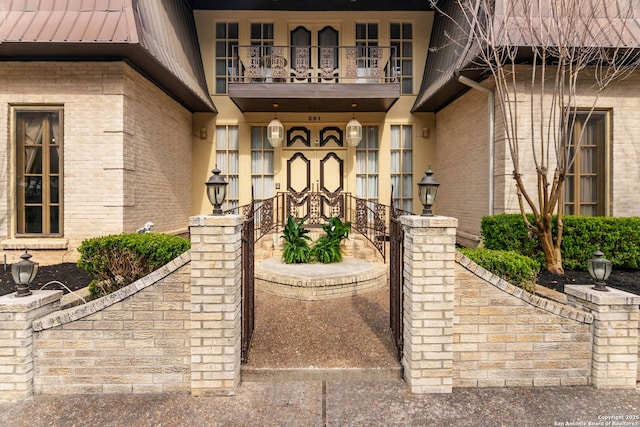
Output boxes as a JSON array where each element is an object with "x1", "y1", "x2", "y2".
[
  {"x1": 356, "y1": 23, "x2": 378, "y2": 76},
  {"x1": 15, "y1": 108, "x2": 63, "y2": 235},
  {"x1": 251, "y1": 127, "x2": 274, "y2": 200},
  {"x1": 216, "y1": 126, "x2": 239, "y2": 210},
  {"x1": 390, "y1": 22, "x2": 413, "y2": 94},
  {"x1": 390, "y1": 125, "x2": 413, "y2": 212},
  {"x1": 356, "y1": 126, "x2": 379, "y2": 203},
  {"x1": 215, "y1": 22, "x2": 238, "y2": 94},
  {"x1": 563, "y1": 111, "x2": 608, "y2": 216}
]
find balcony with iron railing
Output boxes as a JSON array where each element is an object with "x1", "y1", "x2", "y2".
[{"x1": 228, "y1": 45, "x2": 400, "y2": 112}]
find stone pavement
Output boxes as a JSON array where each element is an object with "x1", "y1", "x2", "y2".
[{"x1": 1, "y1": 381, "x2": 639, "y2": 426}]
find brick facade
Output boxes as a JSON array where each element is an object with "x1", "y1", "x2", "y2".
[
  {"x1": 31, "y1": 254, "x2": 191, "y2": 394},
  {"x1": 0, "y1": 62, "x2": 193, "y2": 264},
  {"x1": 436, "y1": 67, "x2": 640, "y2": 242}
]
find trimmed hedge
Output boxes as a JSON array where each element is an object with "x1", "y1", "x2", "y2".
[
  {"x1": 459, "y1": 248, "x2": 540, "y2": 293},
  {"x1": 481, "y1": 214, "x2": 640, "y2": 270},
  {"x1": 77, "y1": 233, "x2": 190, "y2": 298}
]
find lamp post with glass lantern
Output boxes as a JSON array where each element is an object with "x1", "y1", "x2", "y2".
[
  {"x1": 205, "y1": 167, "x2": 229, "y2": 215},
  {"x1": 588, "y1": 250, "x2": 612, "y2": 292},
  {"x1": 417, "y1": 167, "x2": 440, "y2": 216},
  {"x1": 11, "y1": 251, "x2": 38, "y2": 297}
]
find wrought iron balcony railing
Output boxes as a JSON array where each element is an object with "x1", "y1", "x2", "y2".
[{"x1": 231, "y1": 45, "x2": 398, "y2": 84}]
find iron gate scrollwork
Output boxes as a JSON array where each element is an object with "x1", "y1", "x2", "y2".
[{"x1": 241, "y1": 201, "x2": 255, "y2": 364}]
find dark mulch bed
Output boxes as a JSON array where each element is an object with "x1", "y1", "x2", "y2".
[
  {"x1": 0, "y1": 263, "x2": 92, "y2": 296},
  {"x1": 536, "y1": 268, "x2": 640, "y2": 295},
  {"x1": 1, "y1": 262, "x2": 639, "y2": 297}
]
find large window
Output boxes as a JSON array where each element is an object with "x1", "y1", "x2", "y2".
[
  {"x1": 15, "y1": 109, "x2": 63, "y2": 235},
  {"x1": 356, "y1": 126, "x2": 379, "y2": 203},
  {"x1": 251, "y1": 127, "x2": 274, "y2": 200},
  {"x1": 390, "y1": 125, "x2": 413, "y2": 212},
  {"x1": 250, "y1": 22, "x2": 274, "y2": 58},
  {"x1": 215, "y1": 22, "x2": 238, "y2": 94},
  {"x1": 563, "y1": 111, "x2": 608, "y2": 216},
  {"x1": 216, "y1": 126, "x2": 239, "y2": 211},
  {"x1": 390, "y1": 22, "x2": 413, "y2": 94},
  {"x1": 355, "y1": 23, "x2": 379, "y2": 69}
]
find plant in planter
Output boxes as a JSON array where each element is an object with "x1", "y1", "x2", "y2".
[
  {"x1": 281, "y1": 215, "x2": 312, "y2": 264},
  {"x1": 311, "y1": 217, "x2": 351, "y2": 264}
]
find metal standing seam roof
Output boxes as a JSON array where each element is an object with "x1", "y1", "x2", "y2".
[{"x1": 1, "y1": 0, "x2": 215, "y2": 113}]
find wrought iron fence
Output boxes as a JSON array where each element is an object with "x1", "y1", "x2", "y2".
[{"x1": 231, "y1": 45, "x2": 398, "y2": 84}]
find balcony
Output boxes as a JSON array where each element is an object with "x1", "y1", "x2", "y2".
[{"x1": 228, "y1": 45, "x2": 400, "y2": 112}]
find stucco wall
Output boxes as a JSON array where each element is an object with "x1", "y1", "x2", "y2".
[
  {"x1": 0, "y1": 62, "x2": 193, "y2": 263},
  {"x1": 32, "y1": 254, "x2": 191, "y2": 394}
]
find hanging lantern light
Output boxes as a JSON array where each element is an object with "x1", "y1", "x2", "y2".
[
  {"x1": 345, "y1": 103, "x2": 362, "y2": 147},
  {"x1": 267, "y1": 103, "x2": 284, "y2": 147}
]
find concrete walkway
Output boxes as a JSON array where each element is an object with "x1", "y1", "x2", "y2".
[{"x1": 1, "y1": 382, "x2": 639, "y2": 426}]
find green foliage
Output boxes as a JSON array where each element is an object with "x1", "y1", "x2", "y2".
[
  {"x1": 77, "y1": 233, "x2": 190, "y2": 298},
  {"x1": 561, "y1": 216, "x2": 640, "y2": 270},
  {"x1": 311, "y1": 217, "x2": 351, "y2": 264},
  {"x1": 459, "y1": 248, "x2": 540, "y2": 293},
  {"x1": 281, "y1": 215, "x2": 312, "y2": 264},
  {"x1": 481, "y1": 214, "x2": 640, "y2": 270}
]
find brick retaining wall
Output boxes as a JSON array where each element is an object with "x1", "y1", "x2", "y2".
[
  {"x1": 454, "y1": 253, "x2": 595, "y2": 387},
  {"x1": 31, "y1": 253, "x2": 191, "y2": 394}
]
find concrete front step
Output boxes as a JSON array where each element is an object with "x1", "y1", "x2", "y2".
[{"x1": 241, "y1": 366, "x2": 403, "y2": 382}]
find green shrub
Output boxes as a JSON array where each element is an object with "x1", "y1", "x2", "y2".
[
  {"x1": 481, "y1": 214, "x2": 640, "y2": 270},
  {"x1": 311, "y1": 217, "x2": 351, "y2": 263},
  {"x1": 459, "y1": 248, "x2": 540, "y2": 293},
  {"x1": 77, "y1": 233, "x2": 190, "y2": 298},
  {"x1": 281, "y1": 215, "x2": 312, "y2": 264}
]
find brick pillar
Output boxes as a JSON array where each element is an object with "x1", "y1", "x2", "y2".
[
  {"x1": 566, "y1": 285, "x2": 640, "y2": 389},
  {"x1": 400, "y1": 215, "x2": 458, "y2": 394},
  {"x1": 189, "y1": 215, "x2": 243, "y2": 396},
  {"x1": 0, "y1": 290, "x2": 62, "y2": 401}
]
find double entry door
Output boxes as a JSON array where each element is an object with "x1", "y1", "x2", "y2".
[{"x1": 284, "y1": 149, "x2": 346, "y2": 221}]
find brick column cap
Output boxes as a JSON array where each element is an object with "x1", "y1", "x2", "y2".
[
  {"x1": 189, "y1": 215, "x2": 243, "y2": 227},
  {"x1": 566, "y1": 285, "x2": 640, "y2": 306},
  {"x1": 0, "y1": 290, "x2": 62, "y2": 313},
  {"x1": 399, "y1": 215, "x2": 458, "y2": 228}
]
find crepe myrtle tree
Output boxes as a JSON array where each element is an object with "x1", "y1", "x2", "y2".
[{"x1": 430, "y1": 0, "x2": 640, "y2": 274}]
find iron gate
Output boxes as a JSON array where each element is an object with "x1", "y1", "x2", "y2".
[
  {"x1": 241, "y1": 202, "x2": 255, "y2": 364},
  {"x1": 389, "y1": 202, "x2": 404, "y2": 362}
]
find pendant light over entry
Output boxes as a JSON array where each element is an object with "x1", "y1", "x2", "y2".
[
  {"x1": 267, "y1": 103, "x2": 284, "y2": 147},
  {"x1": 346, "y1": 103, "x2": 362, "y2": 147}
]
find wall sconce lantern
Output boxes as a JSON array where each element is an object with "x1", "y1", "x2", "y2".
[
  {"x1": 11, "y1": 251, "x2": 38, "y2": 297},
  {"x1": 588, "y1": 250, "x2": 612, "y2": 292},
  {"x1": 346, "y1": 103, "x2": 362, "y2": 147},
  {"x1": 267, "y1": 103, "x2": 284, "y2": 147},
  {"x1": 205, "y1": 166, "x2": 228, "y2": 215},
  {"x1": 417, "y1": 167, "x2": 440, "y2": 216}
]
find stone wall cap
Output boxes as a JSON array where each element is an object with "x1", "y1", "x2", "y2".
[
  {"x1": 565, "y1": 285, "x2": 640, "y2": 306},
  {"x1": 399, "y1": 215, "x2": 458, "y2": 228},
  {"x1": 32, "y1": 252, "x2": 191, "y2": 331},
  {"x1": 189, "y1": 215, "x2": 243, "y2": 227},
  {"x1": 0, "y1": 290, "x2": 63, "y2": 312}
]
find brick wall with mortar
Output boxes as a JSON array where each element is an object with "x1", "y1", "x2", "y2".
[
  {"x1": 189, "y1": 215, "x2": 243, "y2": 396},
  {"x1": 0, "y1": 62, "x2": 192, "y2": 265},
  {"x1": 436, "y1": 67, "x2": 640, "y2": 240},
  {"x1": 31, "y1": 253, "x2": 191, "y2": 394},
  {"x1": 454, "y1": 253, "x2": 595, "y2": 387}
]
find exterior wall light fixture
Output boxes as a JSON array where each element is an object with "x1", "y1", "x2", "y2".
[
  {"x1": 267, "y1": 103, "x2": 284, "y2": 147},
  {"x1": 205, "y1": 166, "x2": 228, "y2": 215},
  {"x1": 417, "y1": 167, "x2": 440, "y2": 216},
  {"x1": 11, "y1": 251, "x2": 38, "y2": 297},
  {"x1": 588, "y1": 250, "x2": 612, "y2": 292},
  {"x1": 346, "y1": 103, "x2": 363, "y2": 147}
]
